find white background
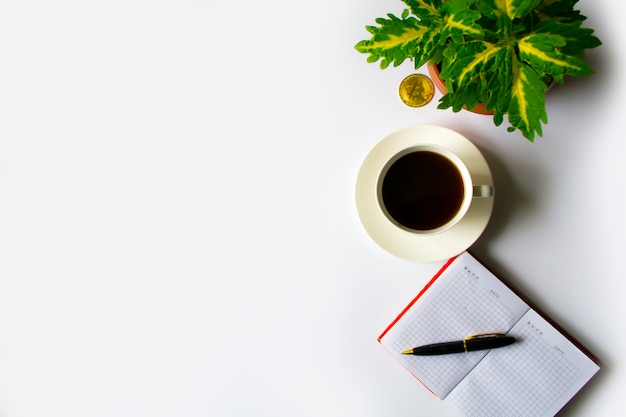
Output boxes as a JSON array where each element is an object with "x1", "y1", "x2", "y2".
[{"x1": 0, "y1": 1, "x2": 623, "y2": 416}]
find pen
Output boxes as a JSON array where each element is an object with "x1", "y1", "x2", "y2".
[{"x1": 401, "y1": 333, "x2": 516, "y2": 356}]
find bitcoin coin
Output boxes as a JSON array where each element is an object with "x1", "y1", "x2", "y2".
[{"x1": 398, "y1": 74, "x2": 435, "y2": 107}]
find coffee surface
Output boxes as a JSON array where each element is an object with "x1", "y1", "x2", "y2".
[{"x1": 381, "y1": 151, "x2": 465, "y2": 231}]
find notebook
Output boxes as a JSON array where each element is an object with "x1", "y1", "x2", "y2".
[{"x1": 378, "y1": 252, "x2": 599, "y2": 417}]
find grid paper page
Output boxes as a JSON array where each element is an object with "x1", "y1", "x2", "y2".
[
  {"x1": 381, "y1": 254, "x2": 530, "y2": 398},
  {"x1": 447, "y1": 309, "x2": 600, "y2": 417}
]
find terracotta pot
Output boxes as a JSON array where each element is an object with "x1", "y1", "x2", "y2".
[{"x1": 427, "y1": 63, "x2": 494, "y2": 115}]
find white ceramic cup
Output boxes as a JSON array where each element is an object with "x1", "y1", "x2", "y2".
[{"x1": 376, "y1": 144, "x2": 494, "y2": 235}]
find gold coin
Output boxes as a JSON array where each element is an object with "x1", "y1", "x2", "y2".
[{"x1": 398, "y1": 74, "x2": 435, "y2": 107}]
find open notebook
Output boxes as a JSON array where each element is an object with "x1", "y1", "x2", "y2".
[{"x1": 378, "y1": 252, "x2": 599, "y2": 417}]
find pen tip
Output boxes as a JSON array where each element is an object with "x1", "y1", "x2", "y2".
[{"x1": 401, "y1": 349, "x2": 413, "y2": 355}]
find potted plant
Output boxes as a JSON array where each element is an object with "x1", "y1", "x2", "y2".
[{"x1": 355, "y1": 0, "x2": 601, "y2": 141}]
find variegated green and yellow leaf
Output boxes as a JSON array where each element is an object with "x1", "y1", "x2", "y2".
[
  {"x1": 440, "y1": 41, "x2": 500, "y2": 90},
  {"x1": 437, "y1": 41, "x2": 503, "y2": 112},
  {"x1": 532, "y1": 19, "x2": 602, "y2": 57},
  {"x1": 403, "y1": 0, "x2": 441, "y2": 22},
  {"x1": 518, "y1": 33, "x2": 594, "y2": 78},
  {"x1": 486, "y1": 46, "x2": 514, "y2": 114},
  {"x1": 493, "y1": 0, "x2": 542, "y2": 19},
  {"x1": 507, "y1": 63, "x2": 547, "y2": 141},
  {"x1": 354, "y1": 14, "x2": 434, "y2": 69},
  {"x1": 441, "y1": 3, "x2": 484, "y2": 42},
  {"x1": 532, "y1": 0, "x2": 584, "y2": 23}
]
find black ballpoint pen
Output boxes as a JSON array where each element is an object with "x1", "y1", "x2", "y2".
[{"x1": 401, "y1": 333, "x2": 516, "y2": 356}]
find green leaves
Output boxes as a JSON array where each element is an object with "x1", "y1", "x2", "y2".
[
  {"x1": 519, "y1": 33, "x2": 592, "y2": 80},
  {"x1": 354, "y1": 13, "x2": 433, "y2": 69},
  {"x1": 403, "y1": 0, "x2": 441, "y2": 20},
  {"x1": 436, "y1": 36, "x2": 548, "y2": 140},
  {"x1": 354, "y1": 0, "x2": 601, "y2": 141},
  {"x1": 494, "y1": 0, "x2": 544, "y2": 19},
  {"x1": 353, "y1": 0, "x2": 483, "y2": 70},
  {"x1": 532, "y1": 0, "x2": 585, "y2": 23},
  {"x1": 439, "y1": 40, "x2": 508, "y2": 113},
  {"x1": 530, "y1": 18, "x2": 602, "y2": 63},
  {"x1": 506, "y1": 62, "x2": 548, "y2": 139},
  {"x1": 441, "y1": 3, "x2": 483, "y2": 42}
]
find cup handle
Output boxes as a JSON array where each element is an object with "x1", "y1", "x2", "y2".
[{"x1": 473, "y1": 185, "x2": 494, "y2": 198}]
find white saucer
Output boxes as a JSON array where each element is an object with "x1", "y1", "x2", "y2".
[{"x1": 355, "y1": 125, "x2": 494, "y2": 262}]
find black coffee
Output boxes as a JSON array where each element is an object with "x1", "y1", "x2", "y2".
[{"x1": 381, "y1": 150, "x2": 465, "y2": 231}]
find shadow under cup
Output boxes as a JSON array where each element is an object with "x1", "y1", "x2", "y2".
[{"x1": 377, "y1": 145, "x2": 493, "y2": 235}]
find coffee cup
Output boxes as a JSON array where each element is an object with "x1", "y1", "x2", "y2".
[
  {"x1": 377, "y1": 144, "x2": 494, "y2": 235},
  {"x1": 355, "y1": 125, "x2": 495, "y2": 262}
]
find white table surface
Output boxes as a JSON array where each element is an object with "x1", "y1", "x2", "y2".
[{"x1": 0, "y1": 1, "x2": 624, "y2": 416}]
